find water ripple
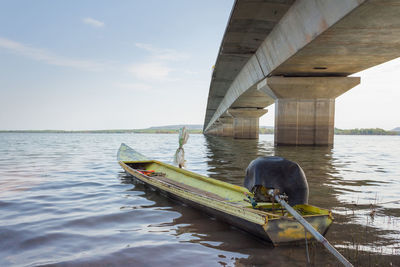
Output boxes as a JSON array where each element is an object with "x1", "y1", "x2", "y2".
[{"x1": 0, "y1": 133, "x2": 399, "y2": 266}]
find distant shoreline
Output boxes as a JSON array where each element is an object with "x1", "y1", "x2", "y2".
[
  {"x1": 0, "y1": 127, "x2": 399, "y2": 135},
  {"x1": 0, "y1": 129, "x2": 203, "y2": 134},
  {"x1": 0, "y1": 129, "x2": 206, "y2": 134}
]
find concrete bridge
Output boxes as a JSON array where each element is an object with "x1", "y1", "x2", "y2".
[{"x1": 203, "y1": 0, "x2": 400, "y2": 145}]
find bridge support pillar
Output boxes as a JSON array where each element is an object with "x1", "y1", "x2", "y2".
[
  {"x1": 205, "y1": 117, "x2": 234, "y2": 137},
  {"x1": 275, "y1": 98, "x2": 337, "y2": 145},
  {"x1": 219, "y1": 117, "x2": 234, "y2": 137},
  {"x1": 207, "y1": 125, "x2": 215, "y2": 136},
  {"x1": 214, "y1": 122, "x2": 223, "y2": 136},
  {"x1": 258, "y1": 77, "x2": 360, "y2": 145},
  {"x1": 228, "y1": 108, "x2": 268, "y2": 139}
]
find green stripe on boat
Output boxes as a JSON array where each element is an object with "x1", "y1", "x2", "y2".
[{"x1": 117, "y1": 143, "x2": 333, "y2": 245}]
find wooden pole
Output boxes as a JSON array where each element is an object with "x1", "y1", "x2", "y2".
[{"x1": 268, "y1": 190, "x2": 353, "y2": 267}]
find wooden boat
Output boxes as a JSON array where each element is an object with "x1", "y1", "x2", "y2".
[{"x1": 117, "y1": 143, "x2": 333, "y2": 245}]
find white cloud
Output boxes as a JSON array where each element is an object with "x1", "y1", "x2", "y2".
[
  {"x1": 114, "y1": 82, "x2": 154, "y2": 92},
  {"x1": 128, "y1": 43, "x2": 192, "y2": 82},
  {"x1": 183, "y1": 70, "x2": 199, "y2": 75},
  {"x1": 129, "y1": 62, "x2": 174, "y2": 81},
  {"x1": 83, "y1": 17, "x2": 104, "y2": 28},
  {"x1": 135, "y1": 43, "x2": 189, "y2": 61},
  {"x1": 0, "y1": 37, "x2": 104, "y2": 71}
]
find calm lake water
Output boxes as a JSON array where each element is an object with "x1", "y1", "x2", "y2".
[{"x1": 0, "y1": 133, "x2": 399, "y2": 266}]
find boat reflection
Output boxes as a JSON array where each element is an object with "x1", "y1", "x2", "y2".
[
  {"x1": 118, "y1": 135, "x2": 399, "y2": 265},
  {"x1": 203, "y1": 135, "x2": 399, "y2": 263},
  {"x1": 119, "y1": 172, "x2": 337, "y2": 266}
]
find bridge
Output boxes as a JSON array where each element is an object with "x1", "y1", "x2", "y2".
[{"x1": 203, "y1": 0, "x2": 400, "y2": 145}]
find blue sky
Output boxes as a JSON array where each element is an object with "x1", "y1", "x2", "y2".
[{"x1": 0, "y1": 1, "x2": 399, "y2": 130}]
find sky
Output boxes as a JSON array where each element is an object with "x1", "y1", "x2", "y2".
[{"x1": 0, "y1": 1, "x2": 399, "y2": 131}]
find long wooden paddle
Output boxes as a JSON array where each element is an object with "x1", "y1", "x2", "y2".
[{"x1": 267, "y1": 190, "x2": 353, "y2": 267}]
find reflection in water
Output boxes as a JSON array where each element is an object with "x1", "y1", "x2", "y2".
[
  {"x1": 203, "y1": 135, "x2": 400, "y2": 265},
  {"x1": 0, "y1": 133, "x2": 399, "y2": 266},
  {"x1": 120, "y1": 173, "x2": 337, "y2": 266},
  {"x1": 204, "y1": 136, "x2": 274, "y2": 184},
  {"x1": 204, "y1": 135, "x2": 339, "y2": 207}
]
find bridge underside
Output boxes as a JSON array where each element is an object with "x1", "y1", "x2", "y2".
[{"x1": 204, "y1": 0, "x2": 400, "y2": 145}]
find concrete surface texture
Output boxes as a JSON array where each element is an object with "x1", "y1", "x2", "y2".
[
  {"x1": 219, "y1": 117, "x2": 234, "y2": 137},
  {"x1": 229, "y1": 108, "x2": 268, "y2": 139},
  {"x1": 203, "y1": 0, "x2": 400, "y2": 144},
  {"x1": 259, "y1": 77, "x2": 360, "y2": 145}
]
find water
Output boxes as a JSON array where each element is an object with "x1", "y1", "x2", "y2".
[{"x1": 0, "y1": 133, "x2": 399, "y2": 266}]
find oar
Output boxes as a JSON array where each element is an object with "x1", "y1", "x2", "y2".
[{"x1": 267, "y1": 190, "x2": 353, "y2": 267}]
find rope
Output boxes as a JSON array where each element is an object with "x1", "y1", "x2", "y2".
[{"x1": 174, "y1": 127, "x2": 189, "y2": 168}]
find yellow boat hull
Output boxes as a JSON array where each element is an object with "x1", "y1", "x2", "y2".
[{"x1": 117, "y1": 143, "x2": 333, "y2": 245}]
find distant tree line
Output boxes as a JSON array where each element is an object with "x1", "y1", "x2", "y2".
[
  {"x1": 259, "y1": 128, "x2": 274, "y2": 134},
  {"x1": 258, "y1": 128, "x2": 399, "y2": 135},
  {"x1": 1, "y1": 127, "x2": 398, "y2": 135},
  {"x1": 0, "y1": 129, "x2": 203, "y2": 134},
  {"x1": 334, "y1": 128, "x2": 399, "y2": 135},
  {"x1": 133, "y1": 129, "x2": 203, "y2": 134}
]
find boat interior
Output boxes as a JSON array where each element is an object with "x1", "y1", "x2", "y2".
[{"x1": 121, "y1": 160, "x2": 330, "y2": 219}]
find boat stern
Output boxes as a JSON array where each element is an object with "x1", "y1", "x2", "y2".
[{"x1": 263, "y1": 205, "x2": 333, "y2": 245}]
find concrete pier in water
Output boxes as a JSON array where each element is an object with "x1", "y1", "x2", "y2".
[
  {"x1": 258, "y1": 77, "x2": 360, "y2": 145},
  {"x1": 203, "y1": 0, "x2": 400, "y2": 145},
  {"x1": 229, "y1": 108, "x2": 267, "y2": 139}
]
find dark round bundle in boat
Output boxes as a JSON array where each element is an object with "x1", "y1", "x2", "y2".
[{"x1": 244, "y1": 156, "x2": 309, "y2": 206}]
